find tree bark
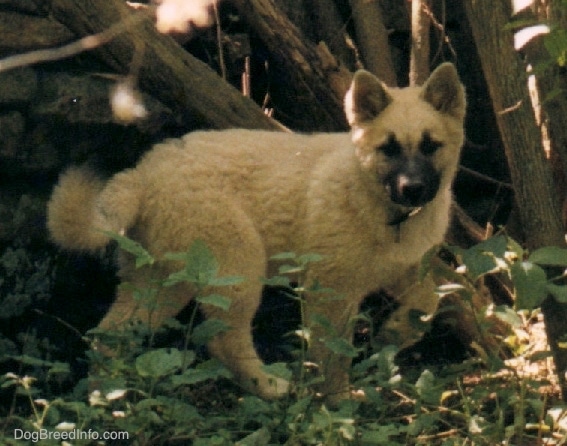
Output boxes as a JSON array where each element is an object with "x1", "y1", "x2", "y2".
[
  {"x1": 231, "y1": 0, "x2": 349, "y2": 130},
  {"x1": 348, "y1": 0, "x2": 397, "y2": 86},
  {"x1": 463, "y1": 0, "x2": 567, "y2": 400},
  {"x1": 311, "y1": 0, "x2": 355, "y2": 71},
  {"x1": 409, "y1": 0, "x2": 431, "y2": 86},
  {"x1": 521, "y1": 1, "x2": 567, "y2": 199},
  {"x1": 42, "y1": 0, "x2": 282, "y2": 131},
  {"x1": 0, "y1": 11, "x2": 74, "y2": 52}
]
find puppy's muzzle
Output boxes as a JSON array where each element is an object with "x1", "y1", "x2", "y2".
[{"x1": 385, "y1": 158, "x2": 440, "y2": 207}]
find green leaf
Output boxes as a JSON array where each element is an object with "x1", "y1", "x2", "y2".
[
  {"x1": 164, "y1": 239, "x2": 218, "y2": 287},
  {"x1": 492, "y1": 305, "x2": 522, "y2": 328},
  {"x1": 510, "y1": 261, "x2": 548, "y2": 309},
  {"x1": 102, "y1": 231, "x2": 154, "y2": 268},
  {"x1": 171, "y1": 359, "x2": 231, "y2": 386},
  {"x1": 529, "y1": 246, "x2": 567, "y2": 267},
  {"x1": 418, "y1": 245, "x2": 440, "y2": 281},
  {"x1": 545, "y1": 28, "x2": 567, "y2": 66},
  {"x1": 261, "y1": 362, "x2": 293, "y2": 381},
  {"x1": 309, "y1": 313, "x2": 336, "y2": 335},
  {"x1": 135, "y1": 348, "x2": 183, "y2": 378},
  {"x1": 297, "y1": 253, "x2": 324, "y2": 265},
  {"x1": 260, "y1": 275, "x2": 292, "y2": 287},
  {"x1": 208, "y1": 275, "x2": 244, "y2": 287},
  {"x1": 237, "y1": 427, "x2": 271, "y2": 446},
  {"x1": 286, "y1": 396, "x2": 313, "y2": 416},
  {"x1": 135, "y1": 398, "x2": 164, "y2": 411},
  {"x1": 270, "y1": 252, "x2": 296, "y2": 260},
  {"x1": 547, "y1": 283, "x2": 567, "y2": 303},
  {"x1": 360, "y1": 424, "x2": 406, "y2": 443},
  {"x1": 460, "y1": 234, "x2": 509, "y2": 280},
  {"x1": 506, "y1": 236, "x2": 525, "y2": 259},
  {"x1": 171, "y1": 369, "x2": 213, "y2": 386},
  {"x1": 239, "y1": 396, "x2": 273, "y2": 415},
  {"x1": 48, "y1": 361, "x2": 71, "y2": 376},
  {"x1": 9, "y1": 355, "x2": 55, "y2": 368},
  {"x1": 462, "y1": 250, "x2": 498, "y2": 280},
  {"x1": 323, "y1": 337, "x2": 359, "y2": 358},
  {"x1": 191, "y1": 319, "x2": 230, "y2": 345},
  {"x1": 415, "y1": 369, "x2": 440, "y2": 405},
  {"x1": 195, "y1": 294, "x2": 232, "y2": 311},
  {"x1": 162, "y1": 270, "x2": 187, "y2": 287},
  {"x1": 375, "y1": 345, "x2": 400, "y2": 380},
  {"x1": 475, "y1": 234, "x2": 508, "y2": 258}
]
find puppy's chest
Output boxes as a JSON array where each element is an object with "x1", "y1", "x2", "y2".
[{"x1": 360, "y1": 212, "x2": 445, "y2": 275}]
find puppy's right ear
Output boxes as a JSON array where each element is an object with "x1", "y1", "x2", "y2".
[
  {"x1": 420, "y1": 63, "x2": 466, "y2": 121},
  {"x1": 344, "y1": 70, "x2": 392, "y2": 126}
]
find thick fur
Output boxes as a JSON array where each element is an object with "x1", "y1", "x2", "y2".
[{"x1": 48, "y1": 63, "x2": 466, "y2": 402}]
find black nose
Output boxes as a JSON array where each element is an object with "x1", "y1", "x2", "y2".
[
  {"x1": 387, "y1": 170, "x2": 439, "y2": 207},
  {"x1": 399, "y1": 179, "x2": 425, "y2": 204}
]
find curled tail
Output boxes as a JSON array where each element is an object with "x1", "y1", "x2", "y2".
[{"x1": 47, "y1": 166, "x2": 142, "y2": 251}]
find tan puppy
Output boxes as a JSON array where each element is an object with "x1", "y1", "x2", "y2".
[{"x1": 48, "y1": 63, "x2": 466, "y2": 402}]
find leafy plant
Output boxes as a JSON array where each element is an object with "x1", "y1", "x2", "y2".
[
  {"x1": 3, "y1": 233, "x2": 567, "y2": 445},
  {"x1": 440, "y1": 232, "x2": 567, "y2": 311}
]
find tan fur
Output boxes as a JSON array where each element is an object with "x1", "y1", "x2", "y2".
[{"x1": 47, "y1": 63, "x2": 466, "y2": 402}]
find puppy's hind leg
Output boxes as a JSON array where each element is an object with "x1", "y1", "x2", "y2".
[
  {"x1": 206, "y1": 298, "x2": 290, "y2": 400},
  {"x1": 193, "y1": 203, "x2": 290, "y2": 399}
]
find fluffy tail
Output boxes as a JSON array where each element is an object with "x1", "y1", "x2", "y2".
[{"x1": 47, "y1": 166, "x2": 142, "y2": 251}]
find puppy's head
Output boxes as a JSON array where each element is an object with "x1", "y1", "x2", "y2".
[{"x1": 344, "y1": 63, "x2": 466, "y2": 208}]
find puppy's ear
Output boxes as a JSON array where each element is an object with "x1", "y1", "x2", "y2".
[
  {"x1": 421, "y1": 63, "x2": 466, "y2": 120},
  {"x1": 344, "y1": 70, "x2": 392, "y2": 126}
]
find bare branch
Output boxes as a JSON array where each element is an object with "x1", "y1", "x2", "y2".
[
  {"x1": 409, "y1": 0, "x2": 431, "y2": 86},
  {"x1": 0, "y1": 12, "x2": 146, "y2": 73}
]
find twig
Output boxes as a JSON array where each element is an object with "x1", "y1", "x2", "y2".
[
  {"x1": 0, "y1": 12, "x2": 146, "y2": 73},
  {"x1": 459, "y1": 165, "x2": 514, "y2": 190},
  {"x1": 417, "y1": 429, "x2": 461, "y2": 442},
  {"x1": 33, "y1": 309, "x2": 91, "y2": 347},
  {"x1": 213, "y1": 0, "x2": 227, "y2": 80}
]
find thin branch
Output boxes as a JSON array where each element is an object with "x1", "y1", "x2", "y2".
[
  {"x1": 410, "y1": 0, "x2": 431, "y2": 86},
  {"x1": 459, "y1": 165, "x2": 514, "y2": 190},
  {"x1": 0, "y1": 12, "x2": 146, "y2": 73},
  {"x1": 213, "y1": 0, "x2": 227, "y2": 79}
]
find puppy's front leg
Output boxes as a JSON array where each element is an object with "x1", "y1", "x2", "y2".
[
  {"x1": 378, "y1": 267, "x2": 439, "y2": 348},
  {"x1": 304, "y1": 294, "x2": 359, "y2": 404}
]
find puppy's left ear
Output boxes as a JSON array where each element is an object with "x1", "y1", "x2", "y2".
[
  {"x1": 344, "y1": 70, "x2": 392, "y2": 126},
  {"x1": 421, "y1": 63, "x2": 466, "y2": 121}
]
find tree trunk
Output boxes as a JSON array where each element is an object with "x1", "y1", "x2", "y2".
[
  {"x1": 231, "y1": 0, "x2": 349, "y2": 130},
  {"x1": 409, "y1": 0, "x2": 431, "y2": 86},
  {"x1": 463, "y1": 0, "x2": 567, "y2": 399},
  {"x1": 310, "y1": 0, "x2": 356, "y2": 71},
  {"x1": 42, "y1": 0, "x2": 282, "y2": 131},
  {"x1": 521, "y1": 1, "x2": 567, "y2": 199},
  {"x1": 348, "y1": 0, "x2": 397, "y2": 86}
]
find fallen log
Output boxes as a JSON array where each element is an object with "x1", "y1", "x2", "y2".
[{"x1": 43, "y1": 0, "x2": 282, "y2": 131}]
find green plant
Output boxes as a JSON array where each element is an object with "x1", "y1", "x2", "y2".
[
  {"x1": 3, "y1": 233, "x2": 567, "y2": 445},
  {"x1": 419, "y1": 232, "x2": 567, "y2": 444},
  {"x1": 439, "y1": 232, "x2": 567, "y2": 312}
]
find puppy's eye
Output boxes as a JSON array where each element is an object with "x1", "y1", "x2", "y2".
[
  {"x1": 377, "y1": 138, "x2": 402, "y2": 158},
  {"x1": 420, "y1": 133, "x2": 443, "y2": 155}
]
